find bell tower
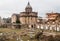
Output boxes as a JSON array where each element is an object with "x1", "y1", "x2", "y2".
[{"x1": 25, "y1": 2, "x2": 32, "y2": 13}]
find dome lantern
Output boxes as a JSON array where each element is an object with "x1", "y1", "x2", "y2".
[{"x1": 25, "y1": 2, "x2": 32, "y2": 13}]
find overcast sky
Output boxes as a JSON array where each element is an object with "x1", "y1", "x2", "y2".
[{"x1": 0, "y1": 0, "x2": 60, "y2": 18}]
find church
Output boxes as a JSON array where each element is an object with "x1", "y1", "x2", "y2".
[{"x1": 11, "y1": 2, "x2": 38, "y2": 29}]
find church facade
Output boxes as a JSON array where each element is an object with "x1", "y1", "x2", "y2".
[{"x1": 11, "y1": 2, "x2": 38, "y2": 28}]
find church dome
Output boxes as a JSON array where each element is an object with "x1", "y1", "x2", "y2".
[
  {"x1": 25, "y1": 2, "x2": 32, "y2": 9},
  {"x1": 25, "y1": 2, "x2": 32, "y2": 13}
]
